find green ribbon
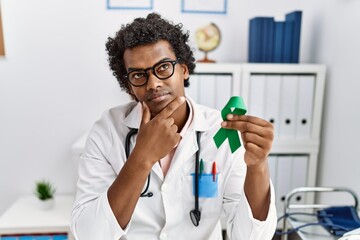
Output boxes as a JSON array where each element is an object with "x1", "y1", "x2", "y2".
[{"x1": 213, "y1": 96, "x2": 247, "y2": 153}]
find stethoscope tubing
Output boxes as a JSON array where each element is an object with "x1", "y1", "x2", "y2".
[{"x1": 125, "y1": 128, "x2": 152, "y2": 197}]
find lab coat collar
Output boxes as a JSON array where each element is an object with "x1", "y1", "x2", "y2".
[
  {"x1": 121, "y1": 97, "x2": 210, "y2": 132},
  {"x1": 122, "y1": 101, "x2": 142, "y2": 130}
]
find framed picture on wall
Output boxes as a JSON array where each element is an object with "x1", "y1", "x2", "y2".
[
  {"x1": 181, "y1": 0, "x2": 227, "y2": 14},
  {"x1": 107, "y1": 0, "x2": 153, "y2": 10},
  {"x1": 0, "y1": 1, "x2": 5, "y2": 56}
]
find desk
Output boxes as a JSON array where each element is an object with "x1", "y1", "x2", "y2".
[{"x1": 0, "y1": 196, "x2": 74, "y2": 240}]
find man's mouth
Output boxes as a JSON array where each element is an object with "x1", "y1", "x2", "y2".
[{"x1": 147, "y1": 91, "x2": 170, "y2": 101}]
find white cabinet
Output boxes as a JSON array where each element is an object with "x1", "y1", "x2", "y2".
[
  {"x1": 191, "y1": 63, "x2": 326, "y2": 215},
  {"x1": 0, "y1": 196, "x2": 75, "y2": 239}
]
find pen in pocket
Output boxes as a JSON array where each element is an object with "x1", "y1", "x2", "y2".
[{"x1": 212, "y1": 162, "x2": 217, "y2": 182}]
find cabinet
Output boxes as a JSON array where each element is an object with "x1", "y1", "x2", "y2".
[
  {"x1": 189, "y1": 63, "x2": 326, "y2": 215},
  {"x1": 0, "y1": 196, "x2": 75, "y2": 240}
]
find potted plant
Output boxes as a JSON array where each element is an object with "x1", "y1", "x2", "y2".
[{"x1": 34, "y1": 179, "x2": 56, "y2": 210}]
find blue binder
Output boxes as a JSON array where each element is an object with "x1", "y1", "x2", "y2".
[
  {"x1": 249, "y1": 17, "x2": 263, "y2": 62},
  {"x1": 285, "y1": 11, "x2": 302, "y2": 63},
  {"x1": 262, "y1": 18, "x2": 275, "y2": 63},
  {"x1": 283, "y1": 21, "x2": 294, "y2": 63},
  {"x1": 273, "y1": 21, "x2": 285, "y2": 63}
]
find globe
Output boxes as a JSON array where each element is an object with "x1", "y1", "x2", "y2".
[{"x1": 195, "y1": 23, "x2": 221, "y2": 63}]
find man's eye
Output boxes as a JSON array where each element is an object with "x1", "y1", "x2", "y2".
[
  {"x1": 157, "y1": 63, "x2": 170, "y2": 72},
  {"x1": 132, "y1": 72, "x2": 145, "y2": 79}
]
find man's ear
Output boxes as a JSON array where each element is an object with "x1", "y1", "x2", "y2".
[{"x1": 180, "y1": 63, "x2": 189, "y2": 80}]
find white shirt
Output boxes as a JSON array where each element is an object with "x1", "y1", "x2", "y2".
[{"x1": 71, "y1": 98, "x2": 277, "y2": 240}]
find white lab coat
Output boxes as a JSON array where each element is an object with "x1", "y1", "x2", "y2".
[{"x1": 71, "y1": 98, "x2": 277, "y2": 240}]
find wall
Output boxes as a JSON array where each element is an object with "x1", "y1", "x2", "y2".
[
  {"x1": 0, "y1": 0, "x2": 359, "y2": 214},
  {"x1": 313, "y1": 1, "x2": 360, "y2": 204}
]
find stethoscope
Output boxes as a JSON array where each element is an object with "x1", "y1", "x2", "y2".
[{"x1": 125, "y1": 128, "x2": 202, "y2": 226}]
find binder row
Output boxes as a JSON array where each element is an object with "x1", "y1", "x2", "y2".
[
  {"x1": 187, "y1": 72, "x2": 316, "y2": 140},
  {"x1": 268, "y1": 155, "x2": 308, "y2": 212},
  {"x1": 248, "y1": 74, "x2": 315, "y2": 139},
  {"x1": 248, "y1": 11, "x2": 302, "y2": 63},
  {"x1": 186, "y1": 74, "x2": 233, "y2": 111}
]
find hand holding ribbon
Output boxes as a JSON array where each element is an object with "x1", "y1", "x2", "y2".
[{"x1": 213, "y1": 96, "x2": 247, "y2": 153}]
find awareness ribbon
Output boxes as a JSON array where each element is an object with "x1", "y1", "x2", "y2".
[{"x1": 213, "y1": 96, "x2": 247, "y2": 153}]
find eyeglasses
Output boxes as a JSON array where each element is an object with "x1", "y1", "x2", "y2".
[{"x1": 124, "y1": 60, "x2": 179, "y2": 87}]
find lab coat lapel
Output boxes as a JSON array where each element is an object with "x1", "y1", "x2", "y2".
[
  {"x1": 122, "y1": 102, "x2": 164, "y2": 181},
  {"x1": 165, "y1": 99, "x2": 210, "y2": 181},
  {"x1": 165, "y1": 128, "x2": 197, "y2": 180},
  {"x1": 122, "y1": 101, "x2": 142, "y2": 130}
]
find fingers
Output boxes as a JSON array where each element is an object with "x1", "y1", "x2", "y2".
[
  {"x1": 141, "y1": 101, "x2": 151, "y2": 125},
  {"x1": 221, "y1": 115, "x2": 274, "y2": 138},
  {"x1": 226, "y1": 114, "x2": 270, "y2": 127},
  {"x1": 221, "y1": 114, "x2": 274, "y2": 153},
  {"x1": 156, "y1": 96, "x2": 186, "y2": 119},
  {"x1": 241, "y1": 132, "x2": 272, "y2": 153}
]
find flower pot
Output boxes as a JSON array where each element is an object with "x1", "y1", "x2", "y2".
[{"x1": 37, "y1": 198, "x2": 55, "y2": 210}]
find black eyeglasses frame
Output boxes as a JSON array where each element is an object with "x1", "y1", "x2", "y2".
[{"x1": 124, "y1": 60, "x2": 180, "y2": 87}]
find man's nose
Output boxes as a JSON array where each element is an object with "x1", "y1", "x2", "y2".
[{"x1": 146, "y1": 71, "x2": 162, "y2": 90}]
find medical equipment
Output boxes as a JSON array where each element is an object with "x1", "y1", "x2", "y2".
[
  {"x1": 279, "y1": 187, "x2": 359, "y2": 240},
  {"x1": 125, "y1": 128, "x2": 203, "y2": 226}
]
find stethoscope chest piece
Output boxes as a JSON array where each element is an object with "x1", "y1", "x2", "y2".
[{"x1": 190, "y1": 209, "x2": 201, "y2": 227}]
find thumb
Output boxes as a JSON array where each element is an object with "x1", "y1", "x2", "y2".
[{"x1": 141, "y1": 101, "x2": 151, "y2": 125}]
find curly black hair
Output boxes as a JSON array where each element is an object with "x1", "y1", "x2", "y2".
[{"x1": 106, "y1": 13, "x2": 196, "y2": 97}]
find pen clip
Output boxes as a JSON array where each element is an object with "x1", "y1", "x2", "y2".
[{"x1": 199, "y1": 159, "x2": 204, "y2": 178}]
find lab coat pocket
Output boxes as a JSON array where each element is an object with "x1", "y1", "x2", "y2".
[
  {"x1": 191, "y1": 173, "x2": 219, "y2": 198},
  {"x1": 182, "y1": 173, "x2": 223, "y2": 218}
]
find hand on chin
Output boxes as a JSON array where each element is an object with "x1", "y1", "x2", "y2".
[{"x1": 147, "y1": 95, "x2": 173, "y2": 117}]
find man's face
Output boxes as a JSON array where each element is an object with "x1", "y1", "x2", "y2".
[{"x1": 123, "y1": 40, "x2": 189, "y2": 117}]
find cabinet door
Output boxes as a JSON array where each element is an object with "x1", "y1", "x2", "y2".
[
  {"x1": 295, "y1": 75, "x2": 315, "y2": 139},
  {"x1": 274, "y1": 155, "x2": 308, "y2": 212},
  {"x1": 199, "y1": 75, "x2": 216, "y2": 108},
  {"x1": 215, "y1": 75, "x2": 232, "y2": 111},
  {"x1": 185, "y1": 74, "x2": 200, "y2": 102},
  {"x1": 264, "y1": 75, "x2": 281, "y2": 136},
  {"x1": 248, "y1": 74, "x2": 266, "y2": 118},
  {"x1": 278, "y1": 75, "x2": 299, "y2": 139},
  {"x1": 291, "y1": 155, "x2": 308, "y2": 204},
  {"x1": 275, "y1": 155, "x2": 293, "y2": 211},
  {"x1": 186, "y1": 73, "x2": 233, "y2": 111}
]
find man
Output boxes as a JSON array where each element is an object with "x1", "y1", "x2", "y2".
[{"x1": 71, "y1": 13, "x2": 277, "y2": 239}]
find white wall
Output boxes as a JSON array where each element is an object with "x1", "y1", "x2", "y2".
[
  {"x1": 1, "y1": 0, "x2": 359, "y2": 214},
  {"x1": 313, "y1": 1, "x2": 360, "y2": 204}
]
